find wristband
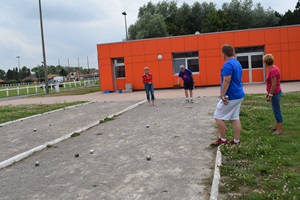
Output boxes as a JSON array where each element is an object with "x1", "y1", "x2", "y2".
[{"x1": 268, "y1": 94, "x2": 273, "y2": 97}]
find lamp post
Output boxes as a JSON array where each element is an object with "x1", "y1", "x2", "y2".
[
  {"x1": 122, "y1": 11, "x2": 128, "y2": 40},
  {"x1": 16, "y1": 56, "x2": 21, "y2": 82},
  {"x1": 38, "y1": 0, "x2": 49, "y2": 93}
]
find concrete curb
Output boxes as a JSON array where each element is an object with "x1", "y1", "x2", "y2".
[
  {"x1": 0, "y1": 100, "x2": 147, "y2": 170},
  {"x1": 210, "y1": 146, "x2": 222, "y2": 200},
  {"x1": 0, "y1": 101, "x2": 95, "y2": 127}
]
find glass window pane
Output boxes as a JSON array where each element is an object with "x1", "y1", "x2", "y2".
[
  {"x1": 115, "y1": 65, "x2": 125, "y2": 78},
  {"x1": 187, "y1": 58, "x2": 199, "y2": 72},
  {"x1": 237, "y1": 56, "x2": 249, "y2": 69},
  {"x1": 173, "y1": 51, "x2": 198, "y2": 59},
  {"x1": 173, "y1": 59, "x2": 185, "y2": 74},
  {"x1": 251, "y1": 55, "x2": 263, "y2": 69},
  {"x1": 112, "y1": 58, "x2": 124, "y2": 64}
]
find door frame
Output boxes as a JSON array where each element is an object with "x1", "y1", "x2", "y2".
[{"x1": 236, "y1": 52, "x2": 265, "y2": 83}]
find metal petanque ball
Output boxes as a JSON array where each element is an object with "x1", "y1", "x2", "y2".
[
  {"x1": 90, "y1": 149, "x2": 94, "y2": 154},
  {"x1": 33, "y1": 128, "x2": 37, "y2": 132},
  {"x1": 35, "y1": 161, "x2": 39, "y2": 166},
  {"x1": 146, "y1": 125, "x2": 149, "y2": 128},
  {"x1": 146, "y1": 155, "x2": 151, "y2": 161},
  {"x1": 75, "y1": 153, "x2": 79, "y2": 157}
]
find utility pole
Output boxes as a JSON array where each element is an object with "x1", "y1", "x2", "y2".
[
  {"x1": 16, "y1": 56, "x2": 21, "y2": 82},
  {"x1": 87, "y1": 56, "x2": 90, "y2": 73},
  {"x1": 38, "y1": 0, "x2": 49, "y2": 93}
]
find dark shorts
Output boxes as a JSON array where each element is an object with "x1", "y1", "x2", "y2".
[{"x1": 184, "y1": 81, "x2": 194, "y2": 90}]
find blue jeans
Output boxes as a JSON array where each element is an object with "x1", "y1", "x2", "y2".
[
  {"x1": 271, "y1": 90, "x2": 283, "y2": 123},
  {"x1": 144, "y1": 83, "x2": 155, "y2": 101}
]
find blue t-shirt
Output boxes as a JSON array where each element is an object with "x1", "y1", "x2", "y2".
[
  {"x1": 220, "y1": 58, "x2": 245, "y2": 100},
  {"x1": 179, "y1": 69, "x2": 193, "y2": 83}
]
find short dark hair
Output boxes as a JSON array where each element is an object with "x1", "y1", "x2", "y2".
[{"x1": 222, "y1": 44, "x2": 234, "y2": 57}]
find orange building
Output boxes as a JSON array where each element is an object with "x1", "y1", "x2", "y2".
[{"x1": 97, "y1": 25, "x2": 300, "y2": 92}]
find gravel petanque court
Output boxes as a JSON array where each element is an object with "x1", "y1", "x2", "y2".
[{"x1": 0, "y1": 97, "x2": 218, "y2": 200}]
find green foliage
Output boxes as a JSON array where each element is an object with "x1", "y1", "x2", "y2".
[
  {"x1": 129, "y1": 0, "x2": 299, "y2": 40},
  {"x1": 128, "y1": 12, "x2": 169, "y2": 39},
  {"x1": 0, "y1": 69, "x2": 5, "y2": 80},
  {"x1": 71, "y1": 132, "x2": 81, "y2": 137},
  {"x1": 99, "y1": 117, "x2": 114, "y2": 123},
  {"x1": 219, "y1": 92, "x2": 300, "y2": 199}
]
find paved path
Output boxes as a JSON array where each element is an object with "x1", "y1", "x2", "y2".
[
  {"x1": 0, "y1": 97, "x2": 217, "y2": 200},
  {"x1": 0, "y1": 81, "x2": 299, "y2": 200},
  {"x1": 0, "y1": 81, "x2": 299, "y2": 106}
]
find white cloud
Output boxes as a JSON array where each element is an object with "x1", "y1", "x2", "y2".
[{"x1": 0, "y1": 0, "x2": 297, "y2": 71}]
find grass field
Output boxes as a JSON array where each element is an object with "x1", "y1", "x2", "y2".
[
  {"x1": 31, "y1": 85, "x2": 100, "y2": 97},
  {"x1": 0, "y1": 101, "x2": 88, "y2": 124},
  {"x1": 0, "y1": 80, "x2": 98, "y2": 98},
  {"x1": 219, "y1": 92, "x2": 300, "y2": 199}
]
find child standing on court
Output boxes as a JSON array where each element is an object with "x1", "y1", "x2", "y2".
[{"x1": 142, "y1": 67, "x2": 155, "y2": 106}]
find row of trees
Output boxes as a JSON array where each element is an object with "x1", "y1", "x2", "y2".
[
  {"x1": 0, "y1": 65, "x2": 90, "y2": 83},
  {"x1": 128, "y1": 0, "x2": 300, "y2": 40}
]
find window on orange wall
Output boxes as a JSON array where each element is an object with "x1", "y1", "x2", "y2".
[
  {"x1": 172, "y1": 51, "x2": 199, "y2": 74},
  {"x1": 112, "y1": 58, "x2": 125, "y2": 78}
]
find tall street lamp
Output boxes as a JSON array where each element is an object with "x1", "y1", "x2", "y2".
[
  {"x1": 38, "y1": 0, "x2": 49, "y2": 93},
  {"x1": 16, "y1": 56, "x2": 21, "y2": 82},
  {"x1": 122, "y1": 11, "x2": 128, "y2": 40}
]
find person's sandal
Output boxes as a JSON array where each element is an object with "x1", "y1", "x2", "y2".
[
  {"x1": 229, "y1": 140, "x2": 240, "y2": 145},
  {"x1": 273, "y1": 131, "x2": 282, "y2": 135},
  {"x1": 211, "y1": 138, "x2": 229, "y2": 146}
]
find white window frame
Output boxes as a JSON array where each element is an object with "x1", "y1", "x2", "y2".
[{"x1": 172, "y1": 52, "x2": 199, "y2": 75}]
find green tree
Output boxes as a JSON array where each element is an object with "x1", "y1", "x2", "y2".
[
  {"x1": 128, "y1": 12, "x2": 169, "y2": 39},
  {"x1": 0, "y1": 69, "x2": 5, "y2": 80},
  {"x1": 6, "y1": 69, "x2": 14, "y2": 80},
  {"x1": 175, "y1": 3, "x2": 191, "y2": 35},
  {"x1": 20, "y1": 66, "x2": 31, "y2": 79},
  {"x1": 59, "y1": 68, "x2": 68, "y2": 76}
]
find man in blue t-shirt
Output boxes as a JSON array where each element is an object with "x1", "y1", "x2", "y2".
[
  {"x1": 177, "y1": 65, "x2": 194, "y2": 103},
  {"x1": 211, "y1": 44, "x2": 245, "y2": 146}
]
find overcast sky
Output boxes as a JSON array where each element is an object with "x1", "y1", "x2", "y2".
[{"x1": 0, "y1": 0, "x2": 297, "y2": 72}]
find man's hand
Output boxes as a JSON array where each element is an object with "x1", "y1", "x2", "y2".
[{"x1": 221, "y1": 96, "x2": 229, "y2": 105}]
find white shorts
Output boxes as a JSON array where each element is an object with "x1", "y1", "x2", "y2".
[{"x1": 214, "y1": 98, "x2": 244, "y2": 120}]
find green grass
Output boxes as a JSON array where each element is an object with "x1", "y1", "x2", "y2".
[
  {"x1": 71, "y1": 132, "x2": 81, "y2": 137},
  {"x1": 0, "y1": 101, "x2": 87, "y2": 124},
  {"x1": 99, "y1": 117, "x2": 114, "y2": 123},
  {"x1": 0, "y1": 81, "x2": 99, "y2": 98},
  {"x1": 219, "y1": 92, "x2": 300, "y2": 199},
  {"x1": 32, "y1": 85, "x2": 100, "y2": 97}
]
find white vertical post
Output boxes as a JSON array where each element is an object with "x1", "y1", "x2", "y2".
[
  {"x1": 75, "y1": 81, "x2": 77, "y2": 87},
  {"x1": 35, "y1": 85, "x2": 38, "y2": 93},
  {"x1": 79, "y1": 81, "x2": 81, "y2": 87},
  {"x1": 50, "y1": 84, "x2": 53, "y2": 90},
  {"x1": 69, "y1": 82, "x2": 71, "y2": 88},
  {"x1": 26, "y1": 86, "x2": 29, "y2": 94},
  {"x1": 6, "y1": 88, "x2": 9, "y2": 97},
  {"x1": 63, "y1": 83, "x2": 66, "y2": 88},
  {"x1": 17, "y1": 87, "x2": 19, "y2": 95}
]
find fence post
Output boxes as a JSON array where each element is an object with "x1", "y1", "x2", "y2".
[
  {"x1": 79, "y1": 81, "x2": 81, "y2": 87},
  {"x1": 6, "y1": 88, "x2": 9, "y2": 97},
  {"x1": 26, "y1": 86, "x2": 29, "y2": 94},
  {"x1": 63, "y1": 83, "x2": 66, "y2": 88},
  {"x1": 35, "y1": 85, "x2": 38, "y2": 93},
  {"x1": 17, "y1": 87, "x2": 19, "y2": 95},
  {"x1": 69, "y1": 82, "x2": 71, "y2": 88},
  {"x1": 75, "y1": 81, "x2": 77, "y2": 87},
  {"x1": 50, "y1": 84, "x2": 53, "y2": 90}
]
